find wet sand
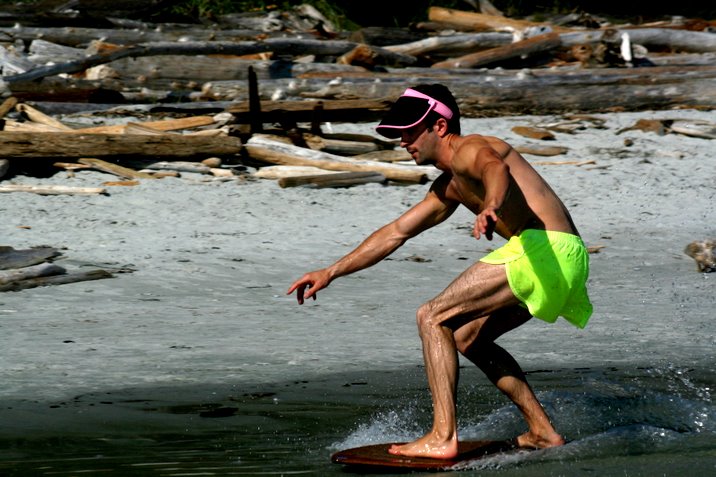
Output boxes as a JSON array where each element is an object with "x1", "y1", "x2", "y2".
[{"x1": 0, "y1": 109, "x2": 714, "y2": 475}]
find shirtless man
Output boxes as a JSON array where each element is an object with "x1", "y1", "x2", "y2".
[{"x1": 287, "y1": 84, "x2": 592, "y2": 459}]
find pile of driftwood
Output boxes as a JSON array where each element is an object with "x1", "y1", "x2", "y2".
[
  {"x1": 0, "y1": 245, "x2": 123, "y2": 292},
  {"x1": 0, "y1": 2, "x2": 714, "y2": 192}
]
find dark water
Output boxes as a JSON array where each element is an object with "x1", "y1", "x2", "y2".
[{"x1": 1, "y1": 364, "x2": 713, "y2": 476}]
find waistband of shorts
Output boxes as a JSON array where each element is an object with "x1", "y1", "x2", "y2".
[{"x1": 519, "y1": 229, "x2": 584, "y2": 245}]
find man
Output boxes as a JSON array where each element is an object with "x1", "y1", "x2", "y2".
[{"x1": 287, "y1": 84, "x2": 592, "y2": 459}]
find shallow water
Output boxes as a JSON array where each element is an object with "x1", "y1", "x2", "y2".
[{"x1": 1, "y1": 363, "x2": 713, "y2": 476}]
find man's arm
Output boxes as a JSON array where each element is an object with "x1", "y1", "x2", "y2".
[
  {"x1": 287, "y1": 179, "x2": 458, "y2": 304},
  {"x1": 452, "y1": 142, "x2": 511, "y2": 240}
]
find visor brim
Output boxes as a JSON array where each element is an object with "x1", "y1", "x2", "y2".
[{"x1": 375, "y1": 96, "x2": 433, "y2": 139}]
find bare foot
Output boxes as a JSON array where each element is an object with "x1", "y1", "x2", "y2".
[
  {"x1": 516, "y1": 430, "x2": 565, "y2": 449},
  {"x1": 388, "y1": 432, "x2": 459, "y2": 459}
]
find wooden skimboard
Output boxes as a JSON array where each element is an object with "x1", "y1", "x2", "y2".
[{"x1": 331, "y1": 439, "x2": 517, "y2": 471}]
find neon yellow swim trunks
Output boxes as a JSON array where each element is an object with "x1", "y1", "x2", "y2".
[{"x1": 480, "y1": 229, "x2": 593, "y2": 328}]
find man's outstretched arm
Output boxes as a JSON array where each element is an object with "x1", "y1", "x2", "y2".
[{"x1": 287, "y1": 185, "x2": 458, "y2": 304}]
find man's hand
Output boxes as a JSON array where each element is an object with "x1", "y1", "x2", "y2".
[
  {"x1": 287, "y1": 269, "x2": 331, "y2": 304},
  {"x1": 473, "y1": 207, "x2": 499, "y2": 241}
]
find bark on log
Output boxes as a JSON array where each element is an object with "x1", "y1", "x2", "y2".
[
  {"x1": 0, "y1": 132, "x2": 242, "y2": 158},
  {"x1": 245, "y1": 135, "x2": 434, "y2": 183},
  {"x1": 277, "y1": 171, "x2": 386, "y2": 188},
  {"x1": 432, "y1": 32, "x2": 561, "y2": 69}
]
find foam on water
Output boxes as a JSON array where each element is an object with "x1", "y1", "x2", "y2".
[{"x1": 329, "y1": 364, "x2": 715, "y2": 473}]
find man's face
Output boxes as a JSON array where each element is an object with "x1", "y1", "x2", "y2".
[{"x1": 400, "y1": 122, "x2": 435, "y2": 166}]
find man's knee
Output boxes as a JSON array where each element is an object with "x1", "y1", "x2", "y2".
[{"x1": 416, "y1": 301, "x2": 440, "y2": 335}]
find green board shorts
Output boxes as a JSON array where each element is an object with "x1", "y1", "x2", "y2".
[{"x1": 480, "y1": 229, "x2": 593, "y2": 328}]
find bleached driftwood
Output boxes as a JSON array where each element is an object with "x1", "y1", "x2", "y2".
[
  {"x1": 0, "y1": 246, "x2": 61, "y2": 270},
  {"x1": 133, "y1": 161, "x2": 212, "y2": 174},
  {"x1": 0, "y1": 269, "x2": 113, "y2": 292},
  {"x1": 304, "y1": 134, "x2": 384, "y2": 156},
  {"x1": 245, "y1": 135, "x2": 435, "y2": 183},
  {"x1": 0, "y1": 262, "x2": 66, "y2": 285},
  {"x1": 3, "y1": 39, "x2": 417, "y2": 84},
  {"x1": 432, "y1": 32, "x2": 562, "y2": 68},
  {"x1": 0, "y1": 25, "x2": 316, "y2": 48},
  {"x1": 254, "y1": 165, "x2": 336, "y2": 179},
  {"x1": 0, "y1": 184, "x2": 107, "y2": 195},
  {"x1": 384, "y1": 32, "x2": 511, "y2": 57}
]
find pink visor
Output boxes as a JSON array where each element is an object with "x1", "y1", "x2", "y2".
[{"x1": 376, "y1": 88, "x2": 454, "y2": 138}]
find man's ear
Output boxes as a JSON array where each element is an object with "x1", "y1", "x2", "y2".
[{"x1": 434, "y1": 117, "x2": 449, "y2": 137}]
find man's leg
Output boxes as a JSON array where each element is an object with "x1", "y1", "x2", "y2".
[
  {"x1": 389, "y1": 261, "x2": 529, "y2": 459},
  {"x1": 453, "y1": 306, "x2": 565, "y2": 449}
]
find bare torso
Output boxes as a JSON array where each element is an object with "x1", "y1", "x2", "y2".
[{"x1": 437, "y1": 134, "x2": 579, "y2": 239}]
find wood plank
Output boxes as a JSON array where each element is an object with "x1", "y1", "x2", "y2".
[
  {"x1": 15, "y1": 103, "x2": 73, "y2": 130},
  {"x1": 73, "y1": 116, "x2": 216, "y2": 134},
  {"x1": 226, "y1": 98, "x2": 392, "y2": 124},
  {"x1": 78, "y1": 158, "x2": 156, "y2": 179}
]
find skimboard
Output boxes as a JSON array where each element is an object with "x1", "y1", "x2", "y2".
[{"x1": 331, "y1": 439, "x2": 517, "y2": 471}]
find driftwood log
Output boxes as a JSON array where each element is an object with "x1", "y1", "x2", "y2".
[
  {"x1": 2, "y1": 39, "x2": 417, "y2": 85},
  {"x1": 0, "y1": 184, "x2": 107, "y2": 195},
  {"x1": 0, "y1": 269, "x2": 113, "y2": 292},
  {"x1": 289, "y1": 65, "x2": 716, "y2": 114},
  {"x1": 428, "y1": 7, "x2": 569, "y2": 33},
  {"x1": 277, "y1": 171, "x2": 386, "y2": 188},
  {"x1": 0, "y1": 246, "x2": 61, "y2": 269},
  {"x1": 226, "y1": 98, "x2": 392, "y2": 124},
  {"x1": 245, "y1": 135, "x2": 434, "y2": 184},
  {"x1": 432, "y1": 32, "x2": 562, "y2": 69},
  {"x1": 0, "y1": 132, "x2": 242, "y2": 159},
  {"x1": 0, "y1": 262, "x2": 66, "y2": 285}
]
